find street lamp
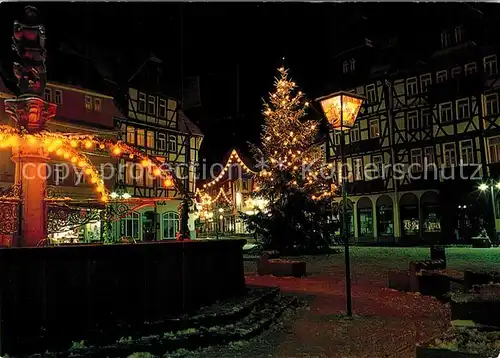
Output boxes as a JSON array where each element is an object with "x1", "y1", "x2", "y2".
[
  {"x1": 317, "y1": 91, "x2": 365, "y2": 317},
  {"x1": 478, "y1": 180, "x2": 500, "y2": 238},
  {"x1": 111, "y1": 180, "x2": 132, "y2": 200}
]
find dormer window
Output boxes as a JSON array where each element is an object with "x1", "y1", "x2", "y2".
[
  {"x1": 455, "y1": 26, "x2": 464, "y2": 44},
  {"x1": 441, "y1": 31, "x2": 451, "y2": 49},
  {"x1": 342, "y1": 58, "x2": 356, "y2": 74},
  {"x1": 343, "y1": 61, "x2": 349, "y2": 74}
]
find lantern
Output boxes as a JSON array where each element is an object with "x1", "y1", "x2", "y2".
[{"x1": 316, "y1": 91, "x2": 364, "y2": 130}]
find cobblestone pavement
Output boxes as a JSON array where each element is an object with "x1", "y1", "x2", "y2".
[{"x1": 175, "y1": 247, "x2": 500, "y2": 358}]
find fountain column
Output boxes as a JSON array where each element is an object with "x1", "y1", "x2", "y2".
[{"x1": 4, "y1": 7, "x2": 56, "y2": 247}]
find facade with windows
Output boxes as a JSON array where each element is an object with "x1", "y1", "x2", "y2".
[
  {"x1": 196, "y1": 149, "x2": 258, "y2": 236},
  {"x1": 115, "y1": 86, "x2": 203, "y2": 241},
  {"x1": 325, "y1": 19, "x2": 500, "y2": 244}
]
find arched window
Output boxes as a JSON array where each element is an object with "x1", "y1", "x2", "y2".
[
  {"x1": 163, "y1": 211, "x2": 179, "y2": 239},
  {"x1": 120, "y1": 212, "x2": 140, "y2": 239}
]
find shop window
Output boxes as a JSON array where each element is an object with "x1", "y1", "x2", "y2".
[
  {"x1": 163, "y1": 211, "x2": 179, "y2": 239},
  {"x1": 358, "y1": 207, "x2": 373, "y2": 236}
]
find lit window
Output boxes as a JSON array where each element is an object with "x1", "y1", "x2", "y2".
[
  {"x1": 443, "y1": 143, "x2": 456, "y2": 167},
  {"x1": 406, "y1": 77, "x2": 418, "y2": 96},
  {"x1": 353, "y1": 158, "x2": 363, "y2": 181},
  {"x1": 485, "y1": 93, "x2": 499, "y2": 116},
  {"x1": 350, "y1": 125, "x2": 360, "y2": 142},
  {"x1": 366, "y1": 84, "x2": 377, "y2": 103},
  {"x1": 147, "y1": 95, "x2": 156, "y2": 115},
  {"x1": 55, "y1": 90, "x2": 62, "y2": 104},
  {"x1": 372, "y1": 155, "x2": 383, "y2": 178},
  {"x1": 484, "y1": 55, "x2": 498, "y2": 77},
  {"x1": 136, "y1": 129, "x2": 145, "y2": 147},
  {"x1": 138, "y1": 93, "x2": 146, "y2": 113},
  {"x1": 157, "y1": 133, "x2": 166, "y2": 150},
  {"x1": 168, "y1": 135, "x2": 177, "y2": 152},
  {"x1": 408, "y1": 111, "x2": 420, "y2": 130},
  {"x1": 436, "y1": 70, "x2": 447, "y2": 83},
  {"x1": 464, "y1": 63, "x2": 477, "y2": 76},
  {"x1": 135, "y1": 164, "x2": 144, "y2": 186},
  {"x1": 369, "y1": 119, "x2": 380, "y2": 138},
  {"x1": 422, "y1": 109, "x2": 433, "y2": 127},
  {"x1": 54, "y1": 164, "x2": 68, "y2": 185},
  {"x1": 460, "y1": 139, "x2": 474, "y2": 165},
  {"x1": 420, "y1": 74, "x2": 432, "y2": 92},
  {"x1": 424, "y1": 147, "x2": 435, "y2": 165},
  {"x1": 94, "y1": 98, "x2": 101, "y2": 112},
  {"x1": 333, "y1": 132, "x2": 341, "y2": 145},
  {"x1": 145, "y1": 167, "x2": 154, "y2": 187},
  {"x1": 44, "y1": 88, "x2": 52, "y2": 102},
  {"x1": 439, "y1": 102, "x2": 453, "y2": 123},
  {"x1": 126, "y1": 126, "x2": 135, "y2": 144},
  {"x1": 125, "y1": 162, "x2": 134, "y2": 185},
  {"x1": 457, "y1": 98, "x2": 470, "y2": 120},
  {"x1": 488, "y1": 136, "x2": 500, "y2": 163},
  {"x1": 159, "y1": 99, "x2": 167, "y2": 118},
  {"x1": 410, "y1": 149, "x2": 422, "y2": 171},
  {"x1": 146, "y1": 131, "x2": 155, "y2": 148},
  {"x1": 85, "y1": 95, "x2": 92, "y2": 110}
]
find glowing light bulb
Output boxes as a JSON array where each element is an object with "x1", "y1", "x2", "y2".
[
  {"x1": 64, "y1": 152, "x2": 70, "y2": 159},
  {"x1": 99, "y1": 144, "x2": 105, "y2": 150},
  {"x1": 113, "y1": 147, "x2": 121, "y2": 155},
  {"x1": 129, "y1": 154, "x2": 134, "y2": 159},
  {"x1": 85, "y1": 168, "x2": 92, "y2": 175},
  {"x1": 78, "y1": 160, "x2": 86, "y2": 167},
  {"x1": 85, "y1": 141, "x2": 92, "y2": 149},
  {"x1": 56, "y1": 149, "x2": 63, "y2": 156},
  {"x1": 71, "y1": 157, "x2": 77, "y2": 163},
  {"x1": 91, "y1": 177, "x2": 97, "y2": 184},
  {"x1": 153, "y1": 168, "x2": 161, "y2": 176},
  {"x1": 70, "y1": 140, "x2": 77, "y2": 148}
]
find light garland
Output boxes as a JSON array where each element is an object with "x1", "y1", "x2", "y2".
[
  {"x1": 203, "y1": 149, "x2": 257, "y2": 189},
  {"x1": 0, "y1": 127, "x2": 178, "y2": 203}
]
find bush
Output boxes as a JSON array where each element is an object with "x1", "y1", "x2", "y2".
[{"x1": 429, "y1": 327, "x2": 500, "y2": 357}]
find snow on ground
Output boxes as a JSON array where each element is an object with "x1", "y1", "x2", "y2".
[{"x1": 177, "y1": 246, "x2": 500, "y2": 358}]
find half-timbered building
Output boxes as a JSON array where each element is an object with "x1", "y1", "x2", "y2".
[
  {"x1": 324, "y1": 11, "x2": 500, "y2": 244},
  {"x1": 114, "y1": 55, "x2": 203, "y2": 241}
]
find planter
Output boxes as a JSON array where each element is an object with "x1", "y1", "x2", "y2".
[
  {"x1": 451, "y1": 293, "x2": 500, "y2": 327},
  {"x1": 418, "y1": 272, "x2": 450, "y2": 298},
  {"x1": 257, "y1": 254, "x2": 306, "y2": 277},
  {"x1": 464, "y1": 270, "x2": 500, "y2": 290},
  {"x1": 387, "y1": 270, "x2": 450, "y2": 297},
  {"x1": 416, "y1": 327, "x2": 500, "y2": 358},
  {"x1": 388, "y1": 270, "x2": 411, "y2": 292},
  {"x1": 471, "y1": 237, "x2": 491, "y2": 248}
]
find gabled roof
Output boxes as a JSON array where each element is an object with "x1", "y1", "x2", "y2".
[
  {"x1": 178, "y1": 111, "x2": 203, "y2": 137},
  {"x1": 201, "y1": 148, "x2": 258, "y2": 190}
]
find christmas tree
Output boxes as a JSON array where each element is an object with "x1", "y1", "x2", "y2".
[{"x1": 242, "y1": 67, "x2": 336, "y2": 253}]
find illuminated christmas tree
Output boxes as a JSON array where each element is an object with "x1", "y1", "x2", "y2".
[{"x1": 243, "y1": 67, "x2": 336, "y2": 253}]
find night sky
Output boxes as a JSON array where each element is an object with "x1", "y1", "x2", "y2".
[{"x1": 0, "y1": 2, "x2": 492, "y2": 164}]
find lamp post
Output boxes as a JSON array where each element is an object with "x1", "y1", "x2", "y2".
[
  {"x1": 317, "y1": 91, "x2": 365, "y2": 317},
  {"x1": 108, "y1": 180, "x2": 132, "y2": 241},
  {"x1": 478, "y1": 180, "x2": 500, "y2": 241}
]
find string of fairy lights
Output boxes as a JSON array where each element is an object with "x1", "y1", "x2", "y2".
[{"x1": 0, "y1": 125, "x2": 176, "y2": 203}]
